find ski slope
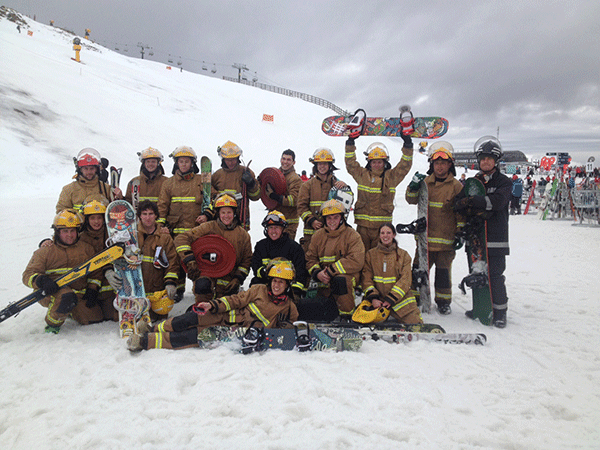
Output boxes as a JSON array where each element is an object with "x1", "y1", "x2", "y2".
[{"x1": 1, "y1": 12, "x2": 599, "y2": 450}]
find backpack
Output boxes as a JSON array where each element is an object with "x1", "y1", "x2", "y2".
[{"x1": 512, "y1": 179, "x2": 523, "y2": 197}]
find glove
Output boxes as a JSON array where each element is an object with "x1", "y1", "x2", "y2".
[
  {"x1": 105, "y1": 269, "x2": 123, "y2": 291},
  {"x1": 265, "y1": 183, "x2": 274, "y2": 196},
  {"x1": 185, "y1": 260, "x2": 201, "y2": 280},
  {"x1": 401, "y1": 131, "x2": 413, "y2": 149},
  {"x1": 36, "y1": 274, "x2": 59, "y2": 295},
  {"x1": 165, "y1": 284, "x2": 177, "y2": 300},
  {"x1": 365, "y1": 292, "x2": 380, "y2": 302},
  {"x1": 453, "y1": 234, "x2": 465, "y2": 250},
  {"x1": 241, "y1": 170, "x2": 255, "y2": 188},
  {"x1": 292, "y1": 286, "x2": 304, "y2": 299},
  {"x1": 408, "y1": 172, "x2": 426, "y2": 191},
  {"x1": 83, "y1": 288, "x2": 99, "y2": 308},
  {"x1": 269, "y1": 191, "x2": 283, "y2": 204},
  {"x1": 223, "y1": 277, "x2": 241, "y2": 295}
]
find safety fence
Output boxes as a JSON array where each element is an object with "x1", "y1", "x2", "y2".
[{"x1": 222, "y1": 76, "x2": 349, "y2": 116}]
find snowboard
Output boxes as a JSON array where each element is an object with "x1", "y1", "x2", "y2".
[
  {"x1": 0, "y1": 244, "x2": 124, "y2": 324},
  {"x1": 458, "y1": 178, "x2": 493, "y2": 326},
  {"x1": 130, "y1": 178, "x2": 140, "y2": 211},
  {"x1": 322, "y1": 115, "x2": 448, "y2": 139},
  {"x1": 539, "y1": 179, "x2": 558, "y2": 220},
  {"x1": 414, "y1": 181, "x2": 431, "y2": 313},
  {"x1": 523, "y1": 180, "x2": 537, "y2": 215},
  {"x1": 106, "y1": 200, "x2": 151, "y2": 337},
  {"x1": 197, "y1": 321, "x2": 363, "y2": 352},
  {"x1": 307, "y1": 322, "x2": 484, "y2": 345},
  {"x1": 200, "y1": 156, "x2": 212, "y2": 213}
]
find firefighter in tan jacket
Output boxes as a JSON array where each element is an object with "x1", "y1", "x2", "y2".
[
  {"x1": 56, "y1": 148, "x2": 121, "y2": 213},
  {"x1": 345, "y1": 136, "x2": 413, "y2": 250},
  {"x1": 126, "y1": 259, "x2": 299, "y2": 351},
  {"x1": 361, "y1": 223, "x2": 423, "y2": 324},
  {"x1": 210, "y1": 141, "x2": 260, "y2": 230},
  {"x1": 174, "y1": 194, "x2": 252, "y2": 303},
  {"x1": 263, "y1": 149, "x2": 302, "y2": 240},
  {"x1": 22, "y1": 210, "x2": 103, "y2": 333},
  {"x1": 124, "y1": 147, "x2": 168, "y2": 209},
  {"x1": 297, "y1": 148, "x2": 347, "y2": 252},
  {"x1": 136, "y1": 200, "x2": 179, "y2": 322},
  {"x1": 305, "y1": 199, "x2": 365, "y2": 320},
  {"x1": 405, "y1": 142, "x2": 465, "y2": 315},
  {"x1": 157, "y1": 146, "x2": 209, "y2": 298}
]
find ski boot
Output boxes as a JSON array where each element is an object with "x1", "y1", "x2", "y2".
[
  {"x1": 437, "y1": 301, "x2": 452, "y2": 315},
  {"x1": 493, "y1": 309, "x2": 507, "y2": 328}
]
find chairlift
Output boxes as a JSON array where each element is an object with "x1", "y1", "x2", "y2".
[
  {"x1": 202, "y1": 61, "x2": 208, "y2": 71},
  {"x1": 177, "y1": 60, "x2": 182, "y2": 66},
  {"x1": 252, "y1": 72, "x2": 258, "y2": 82},
  {"x1": 168, "y1": 58, "x2": 173, "y2": 64},
  {"x1": 211, "y1": 64, "x2": 217, "y2": 74},
  {"x1": 115, "y1": 47, "x2": 119, "y2": 51},
  {"x1": 242, "y1": 73, "x2": 248, "y2": 81},
  {"x1": 149, "y1": 51, "x2": 154, "y2": 56}
]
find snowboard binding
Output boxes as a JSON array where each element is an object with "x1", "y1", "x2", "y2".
[
  {"x1": 458, "y1": 272, "x2": 489, "y2": 295},
  {"x1": 346, "y1": 108, "x2": 366, "y2": 137},
  {"x1": 241, "y1": 321, "x2": 265, "y2": 354},
  {"x1": 293, "y1": 321, "x2": 312, "y2": 352},
  {"x1": 396, "y1": 217, "x2": 427, "y2": 234},
  {"x1": 399, "y1": 105, "x2": 415, "y2": 135}
]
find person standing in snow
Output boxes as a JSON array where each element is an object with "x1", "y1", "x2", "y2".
[
  {"x1": 250, "y1": 210, "x2": 308, "y2": 297},
  {"x1": 344, "y1": 133, "x2": 413, "y2": 251},
  {"x1": 56, "y1": 148, "x2": 121, "y2": 213},
  {"x1": 209, "y1": 140, "x2": 260, "y2": 230},
  {"x1": 124, "y1": 147, "x2": 168, "y2": 209},
  {"x1": 126, "y1": 259, "x2": 299, "y2": 351},
  {"x1": 360, "y1": 223, "x2": 423, "y2": 324},
  {"x1": 262, "y1": 149, "x2": 302, "y2": 240},
  {"x1": 510, "y1": 175, "x2": 524, "y2": 215},
  {"x1": 297, "y1": 147, "x2": 347, "y2": 253},
  {"x1": 22, "y1": 209, "x2": 103, "y2": 333},
  {"x1": 157, "y1": 145, "x2": 208, "y2": 301},
  {"x1": 405, "y1": 142, "x2": 465, "y2": 315},
  {"x1": 453, "y1": 136, "x2": 512, "y2": 328}
]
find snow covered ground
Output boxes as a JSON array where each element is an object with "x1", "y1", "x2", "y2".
[{"x1": 1, "y1": 12, "x2": 599, "y2": 450}]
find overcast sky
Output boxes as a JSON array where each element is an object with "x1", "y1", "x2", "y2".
[{"x1": 7, "y1": 0, "x2": 600, "y2": 163}]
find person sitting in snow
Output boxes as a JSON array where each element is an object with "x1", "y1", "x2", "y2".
[
  {"x1": 22, "y1": 209, "x2": 103, "y2": 333},
  {"x1": 126, "y1": 258, "x2": 299, "y2": 351}
]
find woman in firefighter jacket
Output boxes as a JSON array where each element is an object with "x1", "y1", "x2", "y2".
[
  {"x1": 305, "y1": 199, "x2": 365, "y2": 320},
  {"x1": 174, "y1": 194, "x2": 252, "y2": 302},
  {"x1": 126, "y1": 259, "x2": 299, "y2": 351},
  {"x1": 360, "y1": 223, "x2": 423, "y2": 324}
]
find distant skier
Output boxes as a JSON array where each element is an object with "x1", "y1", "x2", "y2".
[{"x1": 510, "y1": 175, "x2": 523, "y2": 215}]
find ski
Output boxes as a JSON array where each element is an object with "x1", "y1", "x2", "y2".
[
  {"x1": 523, "y1": 180, "x2": 537, "y2": 215},
  {"x1": 0, "y1": 244, "x2": 125, "y2": 323},
  {"x1": 415, "y1": 181, "x2": 431, "y2": 312},
  {"x1": 200, "y1": 156, "x2": 212, "y2": 213}
]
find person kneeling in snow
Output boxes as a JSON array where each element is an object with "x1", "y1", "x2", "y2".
[{"x1": 127, "y1": 259, "x2": 299, "y2": 351}]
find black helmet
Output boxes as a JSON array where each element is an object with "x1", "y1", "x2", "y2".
[{"x1": 474, "y1": 136, "x2": 503, "y2": 163}]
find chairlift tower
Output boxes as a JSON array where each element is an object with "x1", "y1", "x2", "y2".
[
  {"x1": 232, "y1": 63, "x2": 248, "y2": 82},
  {"x1": 137, "y1": 42, "x2": 149, "y2": 59}
]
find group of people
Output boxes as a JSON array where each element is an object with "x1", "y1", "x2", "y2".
[{"x1": 22, "y1": 131, "x2": 512, "y2": 352}]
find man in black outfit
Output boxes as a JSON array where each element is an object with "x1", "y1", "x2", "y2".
[{"x1": 454, "y1": 136, "x2": 512, "y2": 328}]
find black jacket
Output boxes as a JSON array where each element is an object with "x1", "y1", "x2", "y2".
[
  {"x1": 456, "y1": 170, "x2": 511, "y2": 256},
  {"x1": 250, "y1": 233, "x2": 309, "y2": 290}
]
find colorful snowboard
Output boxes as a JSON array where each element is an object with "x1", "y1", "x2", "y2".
[
  {"x1": 322, "y1": 115, "x2": 448, "y2": 139},
  {"x1": 106, "y1": 200, "x2": 151, "y2": 337},
  {"x1": 197, "y1": 323, "x2": 363, "y2": 352},
  {"x1": 458, "y1": 178, "x2": 493, "y2": 326}
]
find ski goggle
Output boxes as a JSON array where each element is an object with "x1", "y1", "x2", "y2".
[
  {"x1": 153, "y1": 246, "x2": 169, "y2": 268},
  {"x1": 431, "y1": 150, "x2": 451, "y2": 160}
]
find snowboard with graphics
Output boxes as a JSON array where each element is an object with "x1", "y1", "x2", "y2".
[
  {"x1": 322, "y1": 115, "x2": 448, "y2": 139},
  {"x1": 106, "y1": 200, "x2": 151, "y2": 337}
]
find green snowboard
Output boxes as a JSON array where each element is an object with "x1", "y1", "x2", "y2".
[{"x1": 458, "y1": 178, "x2": 493, "y2": 326}]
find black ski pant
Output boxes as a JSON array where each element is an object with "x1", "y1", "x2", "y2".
[{"x1": 488, "y1": 255, "x2": 508, "y2": 312}]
